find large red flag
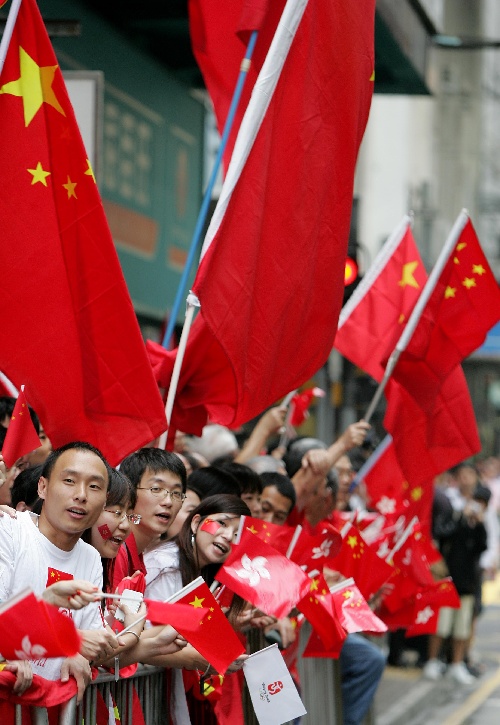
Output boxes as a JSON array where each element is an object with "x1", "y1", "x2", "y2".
[
  {"x1": 1, "y1": 388, "x2": 41, "y2": 467},
  {"x1": 0, "y1": 589, "x2": 81, "y2": 661},
  {"x1": 335, "y1": 219, "x2": 427, "y2": 382},
  {"x1": 217, "y1": 527, "x2": 310, "y2": 619},
  {"x1": 165, "y1": 577, "x2": 245, "y2": 674},
  {"x1": 392, "y1": 215, "x2": 500, "y2": 409},
  {"x1": 148, "y1": 0, "x2": 375, "y2": 434},
  {"x1": 0, "y1": 0, "x2": 167, "y2": 465}
]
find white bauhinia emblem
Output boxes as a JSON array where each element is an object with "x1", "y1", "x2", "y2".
[
  {"x1": 415, "y1": 606, "x2": 434, "y2": 625},
  {"x1": 311, "y1": 538, "x2": 333, "y2": 560},
  {"x1": 236, "y1": 554, "x2": 271, "y2": 586},
  {"x1": 376, "y1": 496, "x2": 396, "y2": 515},
  {"x1": 14, "y1": 635, "x2": 47, "y2": 660}
]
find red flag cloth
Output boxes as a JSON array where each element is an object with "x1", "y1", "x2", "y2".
[
  {"x1": 383, "y1": 371, "x2": 481, "y2": 487},
  {"x1": 0, "y1": 669, "x2": 77, "y2": 708},
  {"x1": 387, "y1": 522, "x2": 434, "y2": 589},
  {"x1": 301, "y1": 621, "x2": 346, "y2": 660},
  {"x1": 149, "y1": 0, "x2": 375, "y2": 434},
  {"x1": 217, "y1": 527, "x2": 310, "y2": 619},
  {"x1": 0, "y1": 589, "x2": 81, "y2": 661},
  {"x1": 360, "y1": 438, "x2": 408, "y2": 516},
  {"x1": 289, "y1": 388, "x2": 324, "y2": 428},
  {"x1": 0, "y1": 0, "x2": 167, "y2": 466},
  {"x1": 164, "y1": 577, "x2": 245, "y2": 674},
  {"x1": 392, "y1": 217, "x2": 500, "y2": 409},
  {"x1": 335, "y1": 220, "x2": 427, "y2": 383},
  {"x1": 189, "y1": 0, "x2": 280, "y2": 170},
  {"x1": 1, "y1": 388, "x2": 41, "y2": 467},
  {"x1": 296, "y1": 574, "x2": 343, "y2": 649},
  {"x1": 289, "y1": 524, "x2": 343, "y2": 572},
  {"x1": 241, "y1": 515, "x2": 298, "y2": 555},
  {"x1": 332, "y1": 524, "x2": 395, "y2": 601},
  {"x1": 404, "y1": 578, "x2": 460, "y2": 638},
  {"x1": 45, "y1": 568, "x2": 73, "y2": 588},
  {"x1": 330, "y1": 579, "x2": 387, "y2": 635}
]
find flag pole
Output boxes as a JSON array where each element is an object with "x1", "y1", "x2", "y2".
[
  {"x1": 158, "y1": 292, "x2": 200, "y2": 449},
  {"x1": 363, "y1": 209, "x2": 470, "y2": 423},
  {"x1": 161, "y1": 30, "x2": 259, "y2": 350},
  {"x1": 0, "y1": 0, "x2": 23, "y2": 75}
]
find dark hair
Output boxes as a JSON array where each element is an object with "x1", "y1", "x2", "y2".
[
  {"x1": 260, "y1": 472, "x2": 296, "y2": 510},
  {"x1": 473, "y1": 484, "x2": 492, "y2": 505},
  {"x1": 41, "y1": 441, "x2": 110, "y2": 482},
  {"x1": 0, "y1": 396, "x2": 40, "y2": 436},
  {"x1": 283, "y1": 437, "x2": 327, "y2": 478},
  {"x1": 10, "y1": 465, "x2": 43, "y2": 509},
  {"x1": 176, "y1": 494, "x2": 250, "y2": 588},
  {"x1": 187, "y1": 466, "x2": 241, "y2": 498},
  {"x1": 219, "y1": 461, "x2": 262, "y2": 495},
  {"x1": 120, "y1": 448, "x2": 187, "y2": 492},
  {"x1": 106, "y1": 468, "x2": 136, "y2": 509},
  {"x1": 183, "y1": 452, "x2": 204, "y2": 473}
]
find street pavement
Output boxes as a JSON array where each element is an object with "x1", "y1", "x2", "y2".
[{"x1": 373, "y1": 575, "x2": 500, "y2": 725}]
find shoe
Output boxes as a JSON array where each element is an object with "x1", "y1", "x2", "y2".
[
  {"x1": 423, "y1": 659, "x2": 445, "y2": 681},
  {"x1": 447, "y1": 662, "x2": 475, "y2": 686}
]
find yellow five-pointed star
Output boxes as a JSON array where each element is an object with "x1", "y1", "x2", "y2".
[
  {"x1": 85, "y1": 159, "x2": 96, "y2": 183},
  {"x1": 247, "y1": 525, "x2": 258, "y2": 535},
  {"x1": 444, "y1": 286, "x2": 456, "y2": 299},
  {"x1": 411, "y1": 486, "x2": 423, "y2": 502},
  {"x1": 456, "y1": 242, "x2": 467, "y2": 252},
  {"x1": 343, "y1": 590, "x2": 353, "y2": 599},
  {"x1": 27, "y1": 161, "x2": 50, "y2": 186},
  {"x1": 189, "y1": 595, "x2": 205, "y2": 609},
  {"x1": 462, "y1": 277, "x2": 476, "y2": 289},
  {"x1": 472, "y1": 264, "x2": 485, "y2": 276},
  {"x1": 347, "y1": 535, "x2": 358, "y2": 549},
  {"x1": 310, "y1": 578, "x2": 319, "y2": 592},
  {"x1": 398, "y1": 261, "x2": 420, "y2": 289},
  {"x1": 63, "y1": 176, "x2": 77, "y2": 199},
  {"x1": 0, "y1": 46, "x2": 65, "y2": 127}
]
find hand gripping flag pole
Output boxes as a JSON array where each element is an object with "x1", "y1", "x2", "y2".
[
  {"x1": 363, "y1": 209, "x2": 470, "y2": 423},
  {"x1": 161, "y1": 30, "x2": 259, "y2": 350}
]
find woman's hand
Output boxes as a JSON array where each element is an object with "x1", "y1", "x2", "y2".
[
  {"x1": 43, "y1": 580, "x2": 100, "y2": 609},
  {"x1": 4, "y1": 660, "x2": 33, "y2": 694}
]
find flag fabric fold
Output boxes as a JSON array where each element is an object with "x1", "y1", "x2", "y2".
[
  {"x1": 0, "y1": 0, "x2": 167, "y2": 465},
  {"x1": 1, "y1": 387, "x2": 41, "y2": 467},
  {"x1": 150, "y1": 0, "x2": 375, "y2": 434},
  {"x1": 330, "y1": 578, "x2": 387, "y2": 634}
]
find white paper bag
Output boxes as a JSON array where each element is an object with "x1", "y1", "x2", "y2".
[{"x1": 243, "y1": 644, "x2": 307, "y2": 725}]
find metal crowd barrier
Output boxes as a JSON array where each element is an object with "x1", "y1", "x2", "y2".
[{"x1": 18, "y1": 665, "x2": 167, "y2": 725}]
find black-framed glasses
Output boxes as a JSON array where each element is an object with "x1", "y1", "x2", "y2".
[{"x1": 136, "y1": 486, "x2": 186, "y2": 502}]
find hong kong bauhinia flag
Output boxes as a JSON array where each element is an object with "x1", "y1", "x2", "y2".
[
  {"x1": 147, "y1": 0, "x2": 376, "y2": 434},
  {"x1": 217, "y1": 527, "x2": 310, "y2": 619},
  {"x1": 0, "y1": 0, "x2": 167, "y2": 465}
]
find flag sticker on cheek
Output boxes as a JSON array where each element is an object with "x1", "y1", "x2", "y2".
[
  {"x1": 98, "y1": 524, "x2": 113, "y2": 540},
  {"x1": 200, "y1": 518, "x2": 222, "y2": 536}
]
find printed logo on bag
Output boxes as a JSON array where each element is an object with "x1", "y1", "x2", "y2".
[
  {"x1": 236, "y1": 554, "x2": 271, "y2": 586},
  {"x1": 267, "y1": 681, "x2": 284, "y2": 695}
]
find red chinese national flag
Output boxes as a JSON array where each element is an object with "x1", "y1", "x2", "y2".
[
  {"x1": 392, "y1": 214, "x2": 500, "y2": 409},
  {"x1": 46, "y1": 568, "x2": 73, "y2": 588},
  {"x1": 296, "y1": 574, "x2": 342, "y2": 649},
  {"x1": 332, "y1": 524, "x2": 394, "y2": 601},
  {"x1": 330, "y1": 578, "x2": 387, "y2": 635},
  {"x1": 217, "y1": 527, "x2": 310, "y2": 619},
  {"x1": 335, "y1": 219, "x2": 426, "y2": 383},
  {"x1": 241, "y1": 515, "x2": 298, "y2": 555},
  {"x1": 165, "y1": 577, "x2": 245, "y2": 674},
  {"x1": 147, "y1": 0, "x2": 375, "y2": 434},
  {"x1": 0, "y1": 0, "x2": 167, "y2": 466},
  {"x1": 145, "y1": 600, "x2": 210, "y2": 636},
  {"x1": 0, "y1": 589, "x2": 80, "y2": 661},
  {"x1": 1, "y1": 387, "x2": 41, "y2": 467}
]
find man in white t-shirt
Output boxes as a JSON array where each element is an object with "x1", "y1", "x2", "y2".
[{"x1": 0, "y1": 441, "x2": 119, "y2": 699}]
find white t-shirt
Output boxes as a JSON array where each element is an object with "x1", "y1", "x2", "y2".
[
  {"x1": 144, "y1": 541, "x2": 190, "y2": 725},
  {"x1": 0, "y1": 511, "x2": 104, "y2": 680}
]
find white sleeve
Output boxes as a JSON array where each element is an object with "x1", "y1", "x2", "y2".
[
  {"x1": 144, "y1": 545, "x2": 180, "y2": 601},
  {"x1": 75, "y1": 549, "x2": 105, "y2": 631},
  {"x1": 0, "y1": 518, "x2": 15, "y2": 603}
]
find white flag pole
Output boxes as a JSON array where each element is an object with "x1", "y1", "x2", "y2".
[
  {"x1": 0, "y1": 0, "x2": 23, "y2": 76},
  {"x1": 364, "y1": 209, "x2": 469, "y2": 423},
  {"x1": 157, "y1": 293, "x2": 200, "y2": 450}
]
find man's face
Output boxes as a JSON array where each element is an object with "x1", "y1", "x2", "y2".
[
  {"x1": 456, "y1": 466, "x2": 478, "y2": 498},
  {"x1": 259, "y1": 485, "x2": 292, "y2": 526},
  {"x1": 133, "y1": 467, "x2": 184, "y2": 540},
  {"x1": 38, "y1": 449, "x2": 108, "y2": 539},
  {"x1": 334, "y1": 455, "x2": 354, "y2": 494},
  {"x1": 241, "y1": 491, "x2": 262, "y2": 518}
]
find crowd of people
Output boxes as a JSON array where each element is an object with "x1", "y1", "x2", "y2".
[{"x1": 0, "y1": 395, "x2": 499, "y2": 723}]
